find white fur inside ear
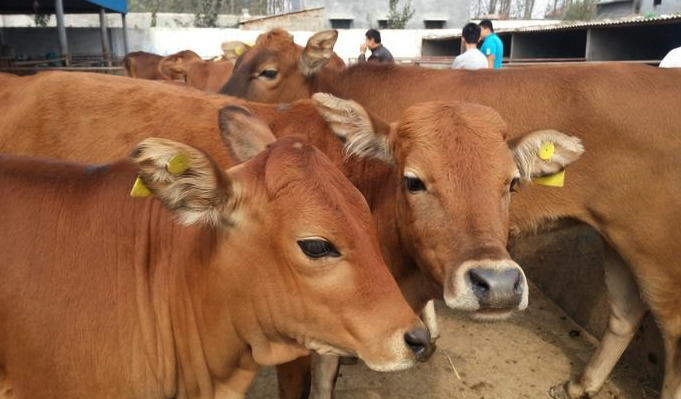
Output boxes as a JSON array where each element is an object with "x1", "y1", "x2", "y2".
[
  {"x1": 312, "y1": 93, "x2": 392, "y2": 163},
  {"x1": 512, "y1": 129, "x2": 584, "y2": 180},
  {"x1": 131, "y1": 138, "x2": 228, "y2": 227}
]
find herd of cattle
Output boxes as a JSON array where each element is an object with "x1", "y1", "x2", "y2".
[{"x1": 0, "y1": 27, "x2": 680, "y2": 399}]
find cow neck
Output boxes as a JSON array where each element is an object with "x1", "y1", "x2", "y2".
[{"x1": 140, "y1": 208, "x2": 256, "y2": 398}]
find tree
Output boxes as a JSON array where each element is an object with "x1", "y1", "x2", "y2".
[
  {"x1": 562, "y1": 0, "x2": 594, "y2": 20},
  {"x1": 194, "y1": 0, "x2": 224, "y2": 27},
  {"x1": 387, "y1": 0, "x2": 415, "y2": 29}
]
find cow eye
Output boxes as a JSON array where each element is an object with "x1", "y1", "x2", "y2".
[
  {"x1": 510, "y1": 177, "x2": 520, "y2": 193},
  {"x1": 404, "y1": 176, "x2": 426, "y2": 193},
  {"x1": 297, "y1": 239, "x2": 341, "y2": 259},
  {"x1": 259, "y1": 69, "x2": 278, "y2": 79}
]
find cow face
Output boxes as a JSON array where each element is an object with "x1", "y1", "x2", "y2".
[
  {"x1": 130, "y1": 134, "x2": 429, "y2": 371},
  {"x1": 220, "y1": 28, "x2": 342, "y2": 103},
  {"x1": 314, "y1": 94, "x2": 584, "y2": 321}
]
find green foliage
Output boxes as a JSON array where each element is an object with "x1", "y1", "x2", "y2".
[
  {"x1": 34, "y1": 14, "x2": 50, "y2": 27},
  {"x1": 387, "y1": 0, "x2": 415, "y2": 29},
  {"x1": 562, "y1": 0, "x2": 594, "y2": 21},
  {"x1": 193, "y1": 0, "x2": 225, "y2": 26}
]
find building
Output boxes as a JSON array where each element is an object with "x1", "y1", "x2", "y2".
[
  {"x1": 303, "y1": 0, "x2": 470, "y2": 30},
  {"x1": 597, "y1": 0, "x2": 681, "y2": 19}
]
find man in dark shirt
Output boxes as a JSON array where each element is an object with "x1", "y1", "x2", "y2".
[{"x1": 359, "y1": 28, "x2": 394, "y2": 63}]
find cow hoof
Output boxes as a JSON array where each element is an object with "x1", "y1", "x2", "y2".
[
  {"x1": 549, "y1": 382, "x2": 589, "y2": 399},
  {"x1": 339, "y1": 356, "x2": 359, "y2": 365},
  {"x1": 549, "y1": 383, "x2": 570, "y2": 399}
]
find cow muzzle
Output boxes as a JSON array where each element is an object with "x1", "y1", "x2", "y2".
[
  {"x1": 444, "y1": 259, "x2": 529, "y2": 320},
  {"x1": 360, "y1": 322, "x2": 432, "y2": 372}
]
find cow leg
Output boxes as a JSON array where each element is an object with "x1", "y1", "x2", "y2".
[
  {"x1": 660, "y1": 330, "x2": 681, "y2": 398},
  {"x1": 550, "y1": 246, "x2": 646, "y2": 399},
  {"x1": 276, "y1": 356, "x2": 311, "y2": 399},
  {"x1": 421, "y1": 300, "x2": 440, "y2": 342},
  {"x1": 419, "y1": 300, "x2": 439, "y2": 360},
  {"x1": 309, "y1": 353, "x2": 340, "y2": 399}
]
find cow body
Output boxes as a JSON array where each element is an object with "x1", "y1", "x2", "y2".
[
  {"x1": 0, "y1": 135, "x2": 428, "y2": 399},
  {"x1": 221, "y1": 30, "x2": 681, "y2": 398}
]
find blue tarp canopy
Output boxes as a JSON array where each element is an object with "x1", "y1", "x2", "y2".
[{"x1": 0, "y1": 0, "x2": 127, "y2": 14}]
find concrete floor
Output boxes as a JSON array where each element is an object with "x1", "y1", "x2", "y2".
[{"x1": 246, "y1": 281, "x2": 658, "y2": 399}]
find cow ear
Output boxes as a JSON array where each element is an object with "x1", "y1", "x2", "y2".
[
  {"x1": 312, "y1": 93, "x2": 394, "y2": 164},
  {"x1": 300, "y1": 30, "x2": 338, "y2": 77},
  {"x1": 512, "y1": 129, "x2": 584, "y2": 180},
  {"x1": 129, "y1": 138, "x2": 233, "y2": 227},
  {"x1": 218, "y1": 105, "x2": 276, "y2": 163}
]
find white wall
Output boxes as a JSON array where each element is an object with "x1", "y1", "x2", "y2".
[
  {"x1": 2, "y1": 17, "x2": 560, "y2": 61},
  {"x1": 125, "y1": 28, "x2": 463, "y2": 61}
]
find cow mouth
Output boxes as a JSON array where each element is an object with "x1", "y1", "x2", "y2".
[{"x1": 471, "y1": 308, "x2": 515, "y2": 322}]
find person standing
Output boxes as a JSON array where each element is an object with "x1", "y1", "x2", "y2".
[
  {"x1": 359, "y1": 29, "x2": 394, "y2": 63},
  {"x1": 479, "y1": 19, "x2": 504, "y2": 69},
  {"x1": 452, "y1": 23, "x2": 488, "y2": 70},
  {"x1": 660, "y1": 46, "x2": 681, "y2": 68}
]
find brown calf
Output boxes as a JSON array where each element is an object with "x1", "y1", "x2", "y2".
[
  {"x1": 0, "y1": 131, "x2": 429, "y2": 398},
  {"x1": 169, "y1": 59, "x2": 235, "y2": 93},
  {"x1": 123, "y1": 50, "x2": 163, "y2": 79},
  {"x1": 157, "y1": 49, "x2": 203, "y2": 80},
  {"x1": 221, "y1": 28, "x2": 681, "y2": 399}
]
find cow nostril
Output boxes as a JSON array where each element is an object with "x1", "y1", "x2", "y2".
[
  {"x1": 404, "y1": 328, "x2": 431, "y2": 361},
  {"x1": 468, "y1": 269, "x2": 490, "y2": 294},
  {"x1": 513, "y1": 271, "x2": 523, "y2": 295}
]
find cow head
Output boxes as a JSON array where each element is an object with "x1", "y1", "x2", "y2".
[
  {"x1": 313, "y1": 94, "x2": 584, "y2": 320},
  {"x1": 220, "y1": 28, "x2": 344, "y2": 102},
  {"x1": 158, "y1": 49, "x2": 202, "y2": 81},
  {"x1": 129, "y1": 128, "x2": 430, "y2": 370}
]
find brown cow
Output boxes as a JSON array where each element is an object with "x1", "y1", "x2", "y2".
[
  {"x1": 169, "y1": 59, "x2": 235, "y2": 93},
  {"x1": 224, "y1": 28, "x2": 345, "y2": 102},
  {"x1": 221, "y1": 29, "x2": 681, "y2": 399},
  {"x1": 123, "y1": 50, "x2": 163, "y2": 79},
  {"x1": 0, "y1": 132, "x2": 431, "y2": 398},
  {"x1": 157, "y1": 49, "x2": 203, "y2": 81},
  {"x1": 0, "y1": 72, "x2": 585, "y2": 396}
]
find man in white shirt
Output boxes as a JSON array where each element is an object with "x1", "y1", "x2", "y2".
[
  {"x1": 659, "y1": 46, "x2": 681, "y2": 68},
  {"x1": 452, "y1": 23, "x2": 489, "y2": 70}
]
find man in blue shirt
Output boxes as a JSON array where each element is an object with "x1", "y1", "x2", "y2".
[{"x1": 479, "y1": 19, "x2": 503, "y2": 69}]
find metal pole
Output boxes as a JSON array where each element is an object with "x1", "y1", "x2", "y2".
[
  {"x1": 55, "y1": 0, "x2": 70, "y2": 66},
  {"x1": 99, "y1": 8, "x2": 112, "y2": 66},
  {"x1": 121, "y1": 13, "x2": 129, "y2": 55}
]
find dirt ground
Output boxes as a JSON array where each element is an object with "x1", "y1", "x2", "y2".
[{"x1": 246, "y1": 281, "x2": 657, "y2": 399}]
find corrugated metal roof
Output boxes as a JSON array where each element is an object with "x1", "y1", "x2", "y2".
[
  {"x1": 505, "y1": 13, "x2": 681, "y2": 33},
  {"x1": 424, "y1": 14, "x2": 681, "y2": 40}
]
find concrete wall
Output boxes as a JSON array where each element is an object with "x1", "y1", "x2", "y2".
[
  {"x1": 510, "y1": 225, "x2": 664, "y2": 386},
  {"x1": 642, "y1": 0, "x2": 681, "y2": 15},
  {"x1": 304, "y1": 0, "x2": 470, "y2": 30},
  {"x1": 595, "y1": 0, "x2": 635, "y2": 18}
]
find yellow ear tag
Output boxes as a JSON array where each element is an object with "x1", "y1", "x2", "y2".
[
  {"x1": 538, "y1": 141, "x2": 555, "y2": 160},
  {"x1": 166, "y1": 153, "x2": 191, "y2": 175},
  {"x1": 532, "y1": 170, "x2": 565, "y2": 188},
  {"x1": 130, "y1": 176, "x2": 152, "y2": 197},
  {"x1": 235, "y1": 46, "x2": 245, "y2": 56}
]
